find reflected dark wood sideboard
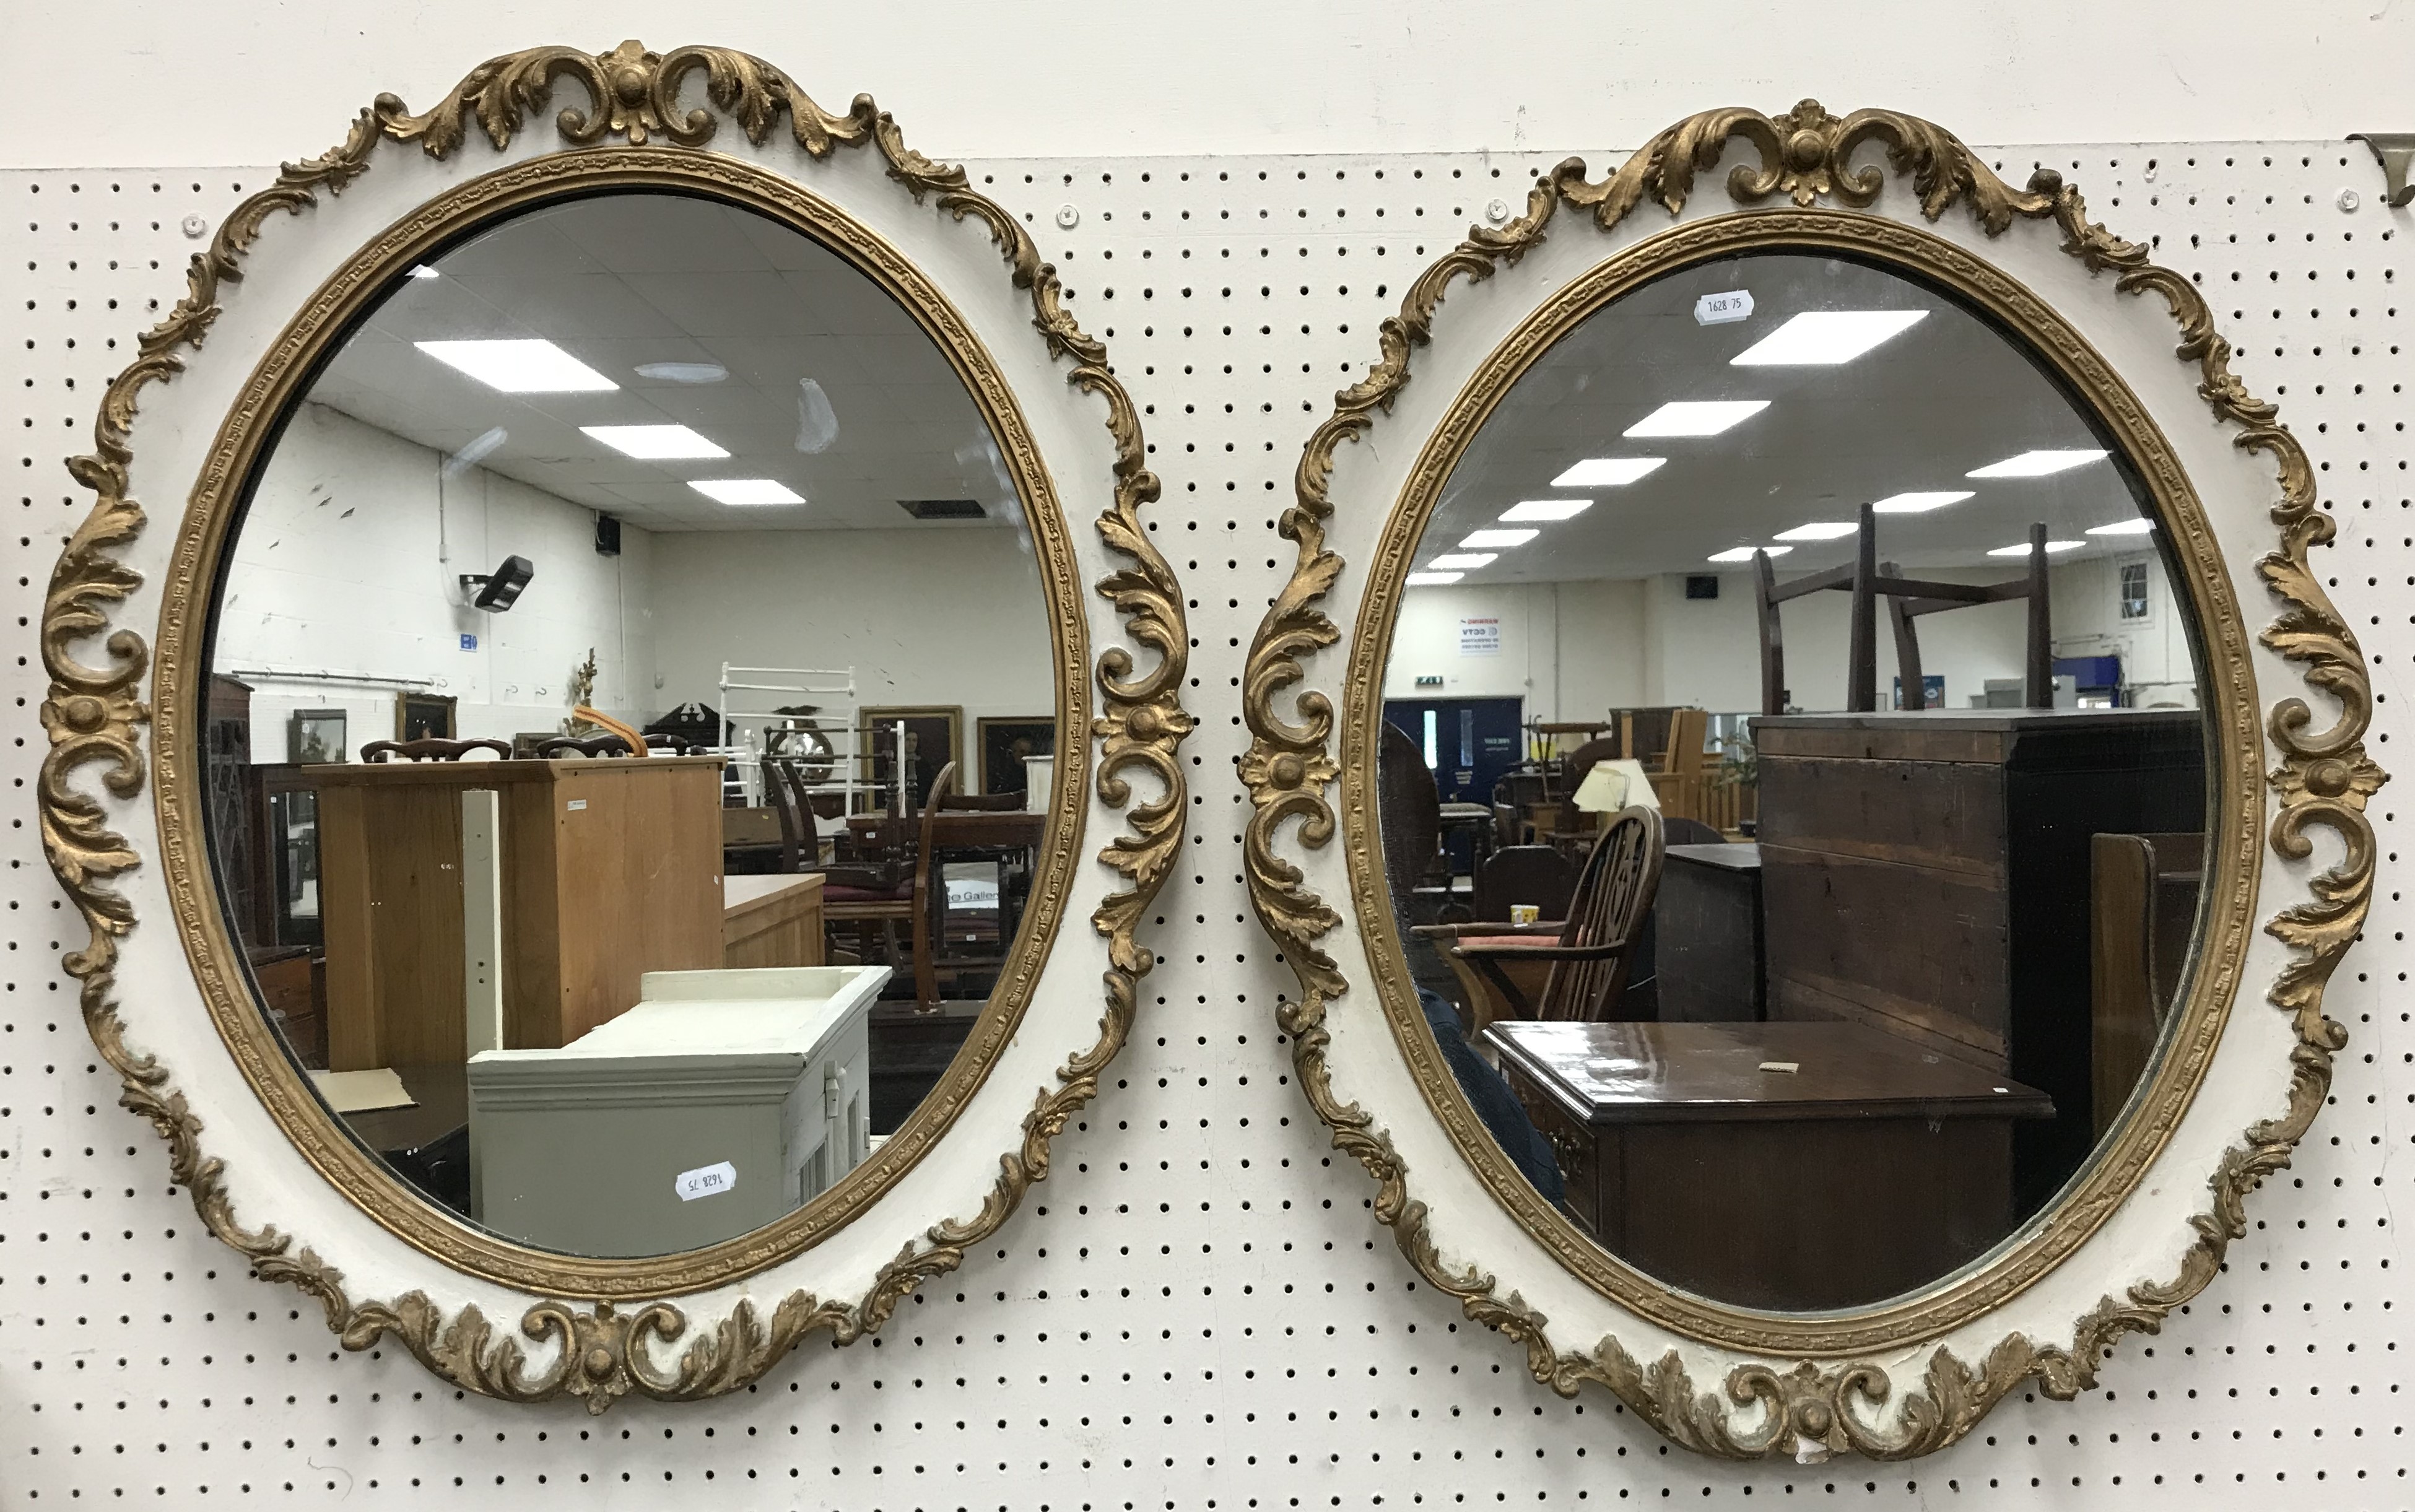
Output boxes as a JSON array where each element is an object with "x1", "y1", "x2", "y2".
[{"x1": 1484, "y1": 1019, "x2": 2054, "y2": 1310}]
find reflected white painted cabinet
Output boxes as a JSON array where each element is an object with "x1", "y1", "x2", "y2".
[{"x1": 467, "y1": 966, "x2": 885, "y2": 1256}]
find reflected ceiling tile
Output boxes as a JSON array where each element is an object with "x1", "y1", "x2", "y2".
[
  {"x1": 624, "y1": 270, "x2": 825, "y2": 337},
  {"x1": 1406, "y1": 571, "x2": 1463, "y2": 586},
  {"x1": 1427, "y1": 554, "x2": 1497, "y2": 570},
  {"x1": 1771, "y1": 522, "x2": 1856, "y2": 541},
  {"x1": 2086, "y1": 518, "x2": 2157, "y2": 536},
  {"x1": 552, "y1": 196, "x2": 776, "y2": 274},
  {"x1": 1459, "y1": 529, "x2": 1539, "y2": 548},
  {"x1": 1986, "y1": 539, "x2": 2086, "y2": 555},
  {"x1": 1707, "y1": 545, "x2": 1792, "y2": 563}
]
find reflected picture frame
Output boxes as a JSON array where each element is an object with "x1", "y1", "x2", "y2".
[
  {"x1": 1240, "y1": 102, "x2": 2379, "y2": 1459},
  {"x1": 394, "y1": 690, "x2": 456, "y2": 743},
  {"x1": 976, "y1": 715, "x2": 1056, "y2": 795},
  {"x1": 37, "y1": 40, "x2": 1191, "y2": 1414},
  {"x1": 859, "y1": 703, "x2": 963, "y2": 810},
  {"x1": 287, "y1": 708, "x2": 347, "y2": 765}
]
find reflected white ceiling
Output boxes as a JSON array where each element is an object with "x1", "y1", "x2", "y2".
[
  {"x1": 303, "y1": 193, "x2": 1014, "y2": 533},
  {"x1": 1423, "y1": 251, "x2": 2154, "y2": 584}
]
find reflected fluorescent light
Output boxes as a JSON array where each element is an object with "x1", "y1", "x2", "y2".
[
  {"x1": 1707, "y1": 546, "x2": 1792, "y2": 563},
  {"x1": 690, "y1": 479, "x2": 805, "y2": 506},
  {"x1": 2087, "y1": 518, "x2": 2157, "y2": 536},
  {"x1": 406, "y1": 265, "x2": 441, "y2": 280},
  {"x1": 1731, "y1": 310, "x2": 1927, "y2": 365},
  {"x1": 633, "y1": 361, "x2": 729, "y2": 384},
  {"x1": 1772, "y1": 521, "x2": 1857, "y2": 541},
  {"x1": 1966, "y1": 448, "x2": 2108, "y2": 478},
  {"x1": 1406, "y1": 571, "x2": 1464, "y2": 586},
  {"x1": 1624, "y1": 400, "x2": 1769, "y2": 437},
  {"x1": 1458, "y1": 529, "x2": 1539, "y2": 548},
  {"x1": 1500, "y1": 498, "x2": 1590, "y2": 522},
  {"x1": 1871, "y1": 490, "x2": 1975, "y2": 514},
  {"x1": 1986, "y1": 539, "x2": 2086, "y2": 556},
  {"x1": 581, "y1": 424, "x2": 728, "y2": 459},
  {"x1": 418, "y1": 339, "x2": 617, "y2": 393},
  {"x1": 1427, "y1": 553, "x2": 1497, "y2": 570},
  {"x1": 1548, "y1": 457, "x2": 1666, "y2": 487}
]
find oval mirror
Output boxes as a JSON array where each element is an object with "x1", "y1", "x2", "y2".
[
  {"x1": 43, "y1": 41, "x2": 1188, "y2": 1410},
  {"x1": 202, "y1": 188, "x2": 1064, "y2": 1259},
  {"x1": 1378, "y1": 246, "x2": 2201, "y2": 1311},
  {"x1": 1243, "y1": 102, "x2": 2378, "y2": 1458}
]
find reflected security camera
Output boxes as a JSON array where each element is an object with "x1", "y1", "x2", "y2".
[{"x1": 459, "y1": 554, "x2": 534, "y2": 612}]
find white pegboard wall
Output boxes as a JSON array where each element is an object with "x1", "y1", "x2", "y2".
[{"x1": 1, "y1": 145, "x2": 2408, "y2": 1508}]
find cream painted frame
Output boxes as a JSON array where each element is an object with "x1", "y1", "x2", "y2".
[
  {"x1": 39, "y1": 40, "x2": 1190, "y2": 1411},
  {"x1": 1239, "y1": 101, "x2": 2380, "y2": 1459}
]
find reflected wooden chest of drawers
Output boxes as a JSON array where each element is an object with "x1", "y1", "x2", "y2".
[{"x1": 1482, "y1": 1020, "x2": 2053, "y2": 1311}]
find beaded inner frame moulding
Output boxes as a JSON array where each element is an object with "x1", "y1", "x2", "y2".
[
  {"x1": 1239, "y1": 100, "x2": 2381, "y2": 1460},
  {"x1": 38, "y1": 40, "x2": 1191, "y2": 1411}
]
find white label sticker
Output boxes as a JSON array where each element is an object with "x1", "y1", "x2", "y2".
[
  {"x1": 674, "y1": 1161, "x2": 738, "y2": 1202},
  {"x1": 1694, "y1": 289, "x2": 1754, "y2": 324},
  {"x1": 566, "y1": 798, "x2": 588, "y2": 810}
]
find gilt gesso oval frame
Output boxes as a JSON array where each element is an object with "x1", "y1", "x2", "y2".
[
  {"x1": 40, "y1": 41, "x2": 1190, "y2": 1410},
  {"x1": 1240, "y1": 102, "x2": 2380, "y2": 1459}
]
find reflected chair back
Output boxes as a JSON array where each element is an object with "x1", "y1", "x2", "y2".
[
  {"x1": 760, "y1": 754, "x2": 825, "y2": 874},
  {"x1": 1377, "y1": 720, "x2": 1445, "y2": 923},
  {"x1": 1559, "y1": 737, "x2": 1619, "y2": 798},
  {"x1": 2089, "y1": 830, "x2": 2207, "y2": 1137},
  {"x1": 1469, "y1": 845, "x2": 1578, "y2": 924},
  {"x1": 530, "y1": 732, "x2": 640, "y2": 758},
  {"x1": 357, "y1": 736, "x2": 511, "y2": 762},
  {"x1": 1490, "y1": 769, "x2": 1545, "y2": 847},
  {"x1": 1543, "y1": 804, "x2": 1666, "y2": 1021}
]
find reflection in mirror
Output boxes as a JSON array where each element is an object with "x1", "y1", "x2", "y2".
[
  {"x1": 1381, "y1": 251, "x2": 2208, "y2": 1311},
  {"x1": 201, "y1": 193, "x2": 1056, "y2": 1258}
]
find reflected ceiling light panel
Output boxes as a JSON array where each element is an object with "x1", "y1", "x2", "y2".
[
  {"x1": 632, "y1": 361, "x2": 729, "y2": 384},
  {"x1": 1965, "y1": 448, "x2": 2109, "y2": 478},
  {"x1": 438, "y1": 425, "x2": 509, "y2": 480},
  {"x1": 405, "y1": 264, "x2": 441, "y2": 280},
  {"x1": 417, "y1": 339, "x2": 617, "y2": 393},
  {"x1": 1771, "y1": 521, "x2": 1858, "y2": 541},
  {"x1": 1547, "y1": 457, "x2": 1666, "y2": 487},
  {"x1": 689, "y1": 479, "x2": 806, "y2": 506},
  {"x1": 1500, "y1": 498, "x2": 1591, "y2": 522},
  {"x1": 1406, "y1": 571, "x2": 1464, "y2": 586},
  {"x1": 1458, "y1": 528, "x2": 1539, "y2": 549},
  {"x1": 1707, "y1": 545, "x2": 1792, "y2": 563},
  {"x1": 1870, "y1": 490, "x2": 1974, "y2": 514},
  {"x1": 1623, "y1": 400, "x2": 1770, "y2": 437},
  {"x1": 580, "y1": 424, "x2": 728, "y2": 459},
  {"x1": 1730, "y1": 310, "x2": 1927, "y2": 365},
  {"x1": 2087, "y1": 518, "x2": 2157, "y2": 536},
  {"x1": 1986, "y1": 539, "x2": 2086, "y2": 555},
  {"x1": 1427, "y1": 553, "x2": 1497, "y2": 570}
]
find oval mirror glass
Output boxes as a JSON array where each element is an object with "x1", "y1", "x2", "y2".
[
  {"x1": 1378, "y1": 249, "x2": 2210, "y2": 1311},
  {"x1": 200, "y1": 190, "x2": 1060, "y2": 1260}
]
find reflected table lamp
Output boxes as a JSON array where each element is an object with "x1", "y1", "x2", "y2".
[{"x1": 1572, "y1": 758, "x2": 1660, "y2": 815}]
